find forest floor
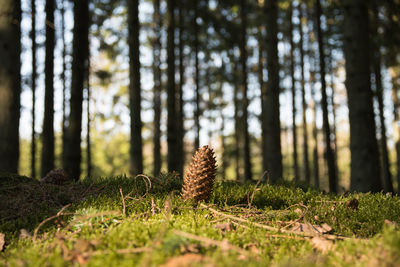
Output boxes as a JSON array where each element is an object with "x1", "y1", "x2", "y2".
[{"x1": 1, "y1": 173, "x2": 400, "y2": 266}]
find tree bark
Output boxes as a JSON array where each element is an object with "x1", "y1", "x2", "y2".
[
  {"x1": 342, "y1": 0, "x2": 382, "y2": 192},
  {"x1": 31, "y1": 0, "x2": 37, "y2": 178},
  {"x1": 193, "y1": 0, "x2": 200, "y2": 150},
  {"x1": 41, "y1": 0, "x2": 55, "y2": 177},
  {"x1": 288, "y1": 4, "x2": 299, "y2": 182},
  {"x1": 177, "y1": 0, "x2": 185, "y2": 177},
  {"x1": 63, "y1": 0, "x2": 89, "y2": 180},
  {"x1": 0, "y1": 0, "x2": 21, "y2": 173},
  {"x1": 167, "y1": 0, "x2": 178, "y2": 172},
  {"x1": 263, "y1": 0, "x2": 283, "y2": 182},
  {"x1": 240, "y1": 0, "x2": 252, "y2": 181},
  {"x1": 315, "y1": 0, "x2": 337, "y2": 192},
  {"x1": 152, "y1": 0, "x2": 162, "y2": 177},
  {"x1": 370, "y1": 2, "x2": 393, "y2": 192},
  {"x1": 127, "y1": 0, "x2": 143, "y2": 175},
  {"x1": 298, "y1": 2, "x2": 310, "y2": 184},
  {"x1": 61, "y1": 0, "x2": 67, "y2": 172}
]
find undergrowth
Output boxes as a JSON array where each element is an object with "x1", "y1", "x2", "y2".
[{"x1": 1, "y1": 173, "x2": 400, "y2": 266}]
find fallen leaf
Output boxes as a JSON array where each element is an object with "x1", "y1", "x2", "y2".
[
  {"x1": 213, "y1": 222, "x2": 233, "y2": 232},
  {"x1": 290, "y1": 222, "x2": 332, "y2": 235},
  {"x1": 384, "y1": 219, "x2": 397, "y2": 227},
  {"x1": 0, "y1": 233, "x2": 5, "y2": 251},
  {"x1": 162, "y1": 253, "x2": 207, "y2": 267},
  {"x1": 19, "y1": 229, "x2": 32, "y2": 240},
  {"x1": 294, "y1": 208, "x2": 303, "y2": 215},
  {"x1": 311, "y1": 236, "x2": 333, "y2": 254}
]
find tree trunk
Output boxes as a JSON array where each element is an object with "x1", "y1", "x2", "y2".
[
  {"x1": 370, "y1": 2, "x2": 393, "y2": 192},
  {"x1": 86, "y1": 47, "x2": 91, "y2": 178},
  {"x1": 177, "y1": 0, "x2": 185, "y2": 177},
  {"x1": 61, "y1": 0, "x2": 67, "y2": 171},
  {"x1": 392, "y1": 74, "x2": 400, "y2": 192},
  {"x1": 264, "y1": 0, "x2": 283, "y2": 182},
  {"x1": 328, "y1": 53, "x2": 339, "y2": 186},
  {"x1": 63, "y1": 0, "x2": 89, "y2": 180},
  {"x1": 342, "y1": 0, "x2": 382, "y2": 192},
  {"x1": 232, "y1": 52, "x2": 241, "y2": 181},
  {"x1": 167, "y1": 0, "x2": 178, "y2": 172},
  {"x1": 315, "y1": 0, "x2": 337, "y2": 192},
  {"x1": 240, "y1": 0, "x2": 252, "y2": 181},
  {"x1": 310, "y1": 64, "x2": 320, "y2": 189},
  {"x1": 288, "y1": 4, "x2": 299, "y2": 181},
  {"x1": 0, "y1": 0, "x2": 21, "y2": 173},
  {"x1": 41, "y1": 0, "x2": 55, "y2": 177},
  {"x1": 31, "y1": 0, "x2": 37, "y2": 178},
  {"x1": 127, "y1": 0, "x2": 143, "y2": 175},
  {"x1": 152, "y1": 0, "x2": 162, "y2": 177},
  {"x1": 193, "y1": 0, "x2": 200, "y2": 150},
  {"x1": 298, "y1": 2, "x2": 310, "y2": 184}
]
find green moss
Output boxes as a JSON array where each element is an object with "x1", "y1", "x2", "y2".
[{"x1": 1, "y1": 174, "x2": 400, "y2": 266}]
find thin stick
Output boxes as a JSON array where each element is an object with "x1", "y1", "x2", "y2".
[
  {"x1": 172, "y1": 230, "x2": 254, "y2": 256},
  {"x1": 33, "y1": 204, "x2": 72, "y2": 240},
  {"x1": 200, "y1": 203, "x2": 351, "y2": 240},
  {"x1": 120, "y1": 188, "x2": 126, "y2": 215}
]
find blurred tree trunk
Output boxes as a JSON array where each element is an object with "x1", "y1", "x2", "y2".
[
  {"x1": 41, "y1": 0, "x2": 55, "y2": 177},
  {"x1": 127, "y1": 0, "x2": 143, "y2": 175},
  {"x1": 240, "y1": 0, "x2": 252, "y2": 181},
  {"x1": 152, "y1": 0, "x2": 162, "y2": 177},
  {"x1": 0, "y1": 0, "x2": 21, "y2": 173},
  {"x1": 298, "y1": 2, "x2": 310, "y2": 184},
  {"x1": 342, "y1": 0, "x2": 382, "y2": 192},
  {"x1": 177, "y1": 0, "x2": 185, "y2": 176},
  {"x1": 392, "y1": 74, "x2": 400, "y2": 191},
  {"x1": 63, "y1": 0, "x2": 89, "y2": 180},
  {"x1": 310, "y1": 62, "x2": 320, "y2": 189},
  {"x1": 193, "y1": 0, "x2": 200, "y2": 150},
  {"x1": 167, "y1": 0, "x2": 178, "y2": 172},
  {"x1": 288, "y1": 4, "x2": 299, "y2": 181},
  {"x1": 232, "y1": 52, "x2": 241, "y2": 181},
  {"x1": 315, "y1": 0, "x2": 337, "y2": 192},
  {"x1": 61, "y1": 0, "x2": 67, "y2": 171},
  {"x1": 370, "y1": 2, "x2": 393, "y2": 192},
  {"x1": 328, "y1": 53, "x2": 339, "y2": 185},
  {"x1": 86, "y1": 47, "x2": 91, "y2": 178},
  {"x1": 263, "y1": 0, "x2": 282, "y2": 182},
  {"x1": 218, "y1": 82, "x2": 226, "y2": 179},
  {"x1": 31, "y1": 0, "x2": 37, "y2": 178}
]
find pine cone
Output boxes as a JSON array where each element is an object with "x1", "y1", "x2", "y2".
[
  {"x1": 40, "y1": 169, "x2": 70, "y2": 185},
  {"x1": 182, "y1": 145, "x2": 217, "y2": 202}
]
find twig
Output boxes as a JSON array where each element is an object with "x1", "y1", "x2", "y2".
[
  {"x1": 172, "y1": 230, "x2": 255, "y2": 256},
  {"x1": 265, "y1": 233, "x2": 306, "y2": 240},
  {"x1": 247, "y1": 171, "x2": 268, "y2": 209},
  {"x1": 151, "y1": 198, "x2": 156, "y2": 215},
  {"x1": 120, "y1": 188, "x2": 126, "y2": 216},
  {"x1": 33, "y1": 204, "x2": 73, "y2": 240},
  {"x1": 200, "y1": 203, "x2": 352, "y2": 240}
]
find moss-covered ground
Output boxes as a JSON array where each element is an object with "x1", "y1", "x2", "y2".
[{"x1": 1, "y1": 173, "x2": 400, "y2": 266}]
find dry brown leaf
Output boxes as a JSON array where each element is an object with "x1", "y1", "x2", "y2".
[
  {"x1": 384, "y1": 219, "x2": 398, "y2": 227},
  {"x1": 19, "y1": 229, "x2": 32, "y2": 240},
  {"x1": 290, "y1": 222, "x2": 332, "y2": 235},
  {"x1": 311, "y1": 236, "x2": 334, "y2": 254},
  {"x1": 0, "y1": 233, "x2": 5, "y2": 251},
  {"x1": 162, "y1": 253, "x2": 208, "y2": 267},
  {"x1": 213, "y1": 222, "x2": 234, "y2": 232}
]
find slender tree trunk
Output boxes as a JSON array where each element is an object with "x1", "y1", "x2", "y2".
[
  {"x1": 63, "y1": 0, "x2": 89, "y2": 180},
  {"x1": 392, "y1": 73, "x2": 400, "y2": 191},
  {"x1": 264, "y1": 0, "x2": 282, "y2": 182},
  {"x1": 0, "y1": 0, "x2": 21, "y2": 173},
  {"x1": 232, "y1": 53, "x2": 241, "y2": 181},
  {"x1": 167, "y1": 0, "x2": 178, "y2": 172},
  {"x1": 127, "y1": 0, "x2": 143, "y2": 175},
  {"x1": 370, "y1": 3, "x2": 393, "y2": 192},
  {"x1": 218, "y1": 82, "x2": 226, "y2": 179},
  {"x1": 310, "y1": 66, "x2": 320, "y2": 189},
  {"x1": 328, "y1": 53, "x2": 339, "y2": 184},
  {"x1": 61, "y1": 0, "x2": 67, "y2": 170},
  {"x1": 193, "y1": 0, "x2": 200, "y2": 150},
  {"x1": 178, "y1": 0, "x2": 185, "y2": 176},
  {"x1": 288, "y1": 4, "x2": 299, "y2": 181},
  {"x1": 86, "y1": 48, "x2": 91, "y2": 178},
  {"x1": 298, "y1": 2, "x2": 310, "y2": 184},
  {"x1": 152, "y1": 0, "x2": 162, "y2": 177},
  {"x1": 31, "y1": 0, "x2": 37, "y2": 178},
  {"x1": 240, "y1": 0, "x2": 252, "y2": 181},
  {"x1": 41, "y1": 0, "x2": 55, "y2": 177},
  {"x1": 342, "y1": 0, "x2": 382, "y2": 192},
  {"x1": 315, "y1": 0, "x2": 337, "y2": 192}
]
